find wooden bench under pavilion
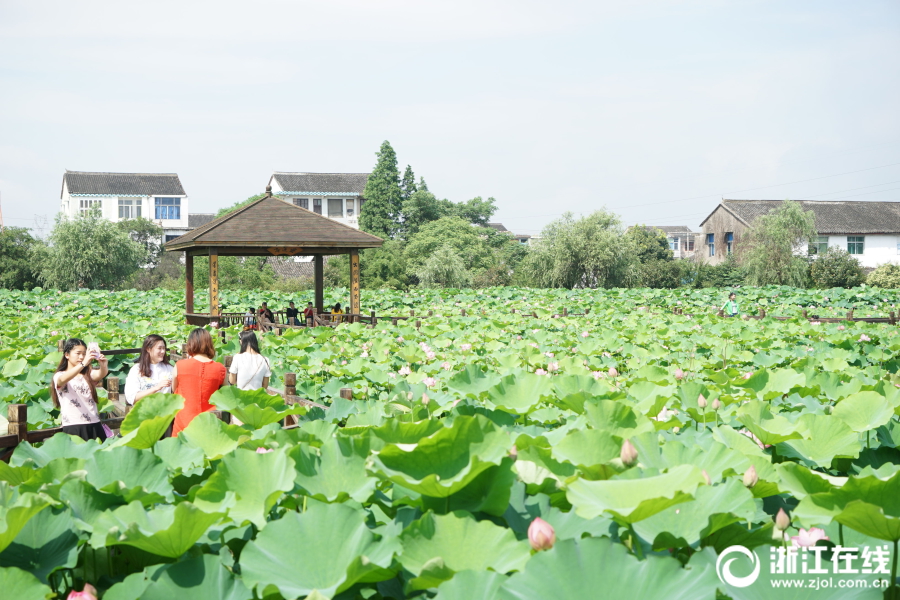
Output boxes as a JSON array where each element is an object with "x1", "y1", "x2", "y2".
[{"x1": 164, "y1": 187, "x2": 384, "y2": 325}]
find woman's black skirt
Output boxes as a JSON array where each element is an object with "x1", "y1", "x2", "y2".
[{"x1": 62, "y1": 422, "x2": 107, "y2": 442}]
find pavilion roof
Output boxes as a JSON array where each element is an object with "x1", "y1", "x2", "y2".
[{"x1": 164, "y1": 190, "x2": 384, "y2": 254}]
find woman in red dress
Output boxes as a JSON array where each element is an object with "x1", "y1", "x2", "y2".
[{"x1": 171, "y1": 328, "x2": 227, "y2": 435}]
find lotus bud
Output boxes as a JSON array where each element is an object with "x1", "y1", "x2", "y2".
[
  {"x1": 509, "y1": 445, "x2": 518, "y2": 459},
  {"x1": 775, "y1": 508, "x2": 790, "y2": 530},
  {"x1": 422, "y1": 393, "x2": 430, "y2": 405},
  {"x1": 527, "y1": 517, "x2": 556, "y2": 551},
  {"x1": 608, "y1": 367, "x2": 618, "y2": 378},
  {"x1": 620, "y1": 439, "x2": 638, "y2": 466},
  {"x1": 697, "y1": 394, "x2": 707, "y2": 409},
  {"x1": 67, "y1": 584, "x2": 98, "y2": 600},
  {"x1": 674, "y1": 368, "x2": 684, "y2": 380},
  {"x1": 743, "y1": 465, "x2": 758, "y2": 488},
  {"x1": 702, "y1": 470, "x2": 711, "y2": 485},
  {"x1": 711, "y1": 398, "x2": 721, "y2": 411}
]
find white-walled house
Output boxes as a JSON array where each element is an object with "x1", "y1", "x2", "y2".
[
  {"x1": 268, "y1": 172, "x2": 369, "y2": 229},
  {"x1": 699, "y1": 199, "x2": 900, "y2": 268},
  {"x1": 628, "y1": 225, "x2": 698, "y2": 259},
  {"x1": 60, "y1": 171, "x2": 191, "y2": 242}
]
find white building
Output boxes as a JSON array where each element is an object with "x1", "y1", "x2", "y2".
[
  {"x1": 699, "y1": 199, "x2": 900, "y2": 269},
  {"x1": 630, "y1": 225, "x2": 697, "y2": 259},
  {"x1": 268, "y1": 172, "x2": 369, "y2": 229},
  {"x1": 60, "y1": 171, "x2": 191, "y2": 242}
]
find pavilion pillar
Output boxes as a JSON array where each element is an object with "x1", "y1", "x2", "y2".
[
  {"x1": 350, "y1": 249, "x2": 360, "y2": 316},
  {"x1": 209, "y1": 249, "x2": 219, "y2": 316},
  {"x1": 185, "y1": 252, "x2": 194, "y2": 314},
  {"x1": 314, "y1": 255, "x2": 324, "y2": 313}
]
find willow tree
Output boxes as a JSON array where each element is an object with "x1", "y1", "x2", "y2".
[{"x1": 742, "y1": 200, "x2": 816, "y2": 287}]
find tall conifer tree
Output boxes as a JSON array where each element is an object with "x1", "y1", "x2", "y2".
[
  {"x1": 400, "y1": 165, "x2": 418, "y2": 203},
  {"x1": 360, "y1": 140, "x2": 402, "y2": 238}
]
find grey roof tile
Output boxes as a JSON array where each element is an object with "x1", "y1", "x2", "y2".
[
  {"x1": 271, "y1": 172, "x2": 369, "y2": 195},
  {"x1": 188, "y1": 213, "x2": 215, "y2": 228},
  {"x1": 63, "y1": 170, "x2": 185, "y2": 196},
  {"x1": 719, "y1": 200, "x2": 900, "y2": 234}
]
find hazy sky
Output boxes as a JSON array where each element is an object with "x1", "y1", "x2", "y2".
[{"x1": 1, "y1": 0, "x2": 899, "y2": 237}]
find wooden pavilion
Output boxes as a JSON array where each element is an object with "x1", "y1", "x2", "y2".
[{"x1": 164, "y1": 187, "x2": 384, "y2": 325}]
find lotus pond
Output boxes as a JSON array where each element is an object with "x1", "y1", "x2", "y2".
[{"x1": 1, "y1": 286, "x2": 900, "y2": 599}]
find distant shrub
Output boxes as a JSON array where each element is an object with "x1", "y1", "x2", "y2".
[
  {"x1": 867, "y1": 263, "x2": 900, "y2": 289},
  {"x1": 809, "y1": 247, "x2": 864, "y2": 288}
]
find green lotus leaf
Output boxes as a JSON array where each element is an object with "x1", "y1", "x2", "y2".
[
  {"x1": 497, "y1": 537, "x2": 719, "y2": 600},
  {"x1": 485, "y1": 372, "x2": 551, "y2": 414},
  {"x1": 152, "y1": 436, "x2": 207, "y2": 474},
  {"x1": 0, "y1": 507, "x2": 79, "y2": 583},
  {"x1": 779, "y1": 414, "x2": 860, "y2": 468},
  {"x1": 434, "y1": 570, "x2": 508, "y2": 600},
  {"x1": 193, "y1": 448, "x2": 296, "y2": 527},
  {"x1": 0, "y1": 483, "x2": 52, "y2": 554},
  {"x1": 11, "y1": 434, "x2": 102, "y2": 468},
  {"x1": 181, "y1": 412, "x2": 253, "y2": 460},
  {"x1": 737, "y1": 401, "x2": 803, "y2": 446},
  {"x1": 58, "y1": 479, "x2": 127, "y2": 533},
  {"x1": 0, "y1": 566, "x2": 52, "y2": 600},
  {"x1": 1, "y1": 359, "x2": 27, "y2": 378},
  {"x1": 83, "y1": 446, "x2": 172, "y2": 503},
  {"x1": 115, "y1": 393, "x2": 184, "y2": 450},
  {"x1": 832, "y1": 391, "x2": 894, "y2": 433},
  {"x1": 239, "y1": 501, "x2": 396, "y2": 598},
  {"x1": 289, "y1": 438, "x2": 376, "y2": 503},
  {"x1": 447, "y1": 365, "x2": 501, "y2": 397},
  {"x1": 420, "y1": 459, "x2": 516, "y2": 516},
  {"x1": 566, "y1": 464, "x2": 705, "y2": 522},
  {"x1": 210, "y1": 386, "x2": 306, "y2": 430},
  {"x1": 835, "y1": 500, "x2": 900, "y2": 542},
  {"x1": 775, "y1": 462, "x2": 843, "y2": 500},
  {"x1": 371, "y1": 415, "x2": 510, "y2": 497},
  {"x1": 633, "y1": 478, "x2": 757, "y2": 549},
  {"x1": 583, "y1": 400, "x2": 654, "y2": 439},
  {"x1": 399, "y1": 511, "x2": 530, "y2": 590},
  {"x1": 105, "y1": 554, "x2": 251, "y2": 600},
  {"x1": 551, "y1": 429, "x2": 620, "y2": 469},
  {"x1": 512, "y1": 436, "x2": 577, "y2": 487}
]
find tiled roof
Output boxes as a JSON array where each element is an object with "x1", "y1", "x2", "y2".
[
  {"x1": 188, "y1": 213, "x2": 215, "y2": 228},
  {"x1": 270, "y1": 172, "x2": 369, "y2": 195},
  {"x1": 708, "y1": 200, "x2": 900, "y2": 234},
  {"x1": 487, "y1": 222, "x2": 509, "y2": 232},
  {"x1": 268, "y1": 256, "x2": 335, "y2": 279},
  {"x1": 635, "y1": 225, "x2": 694, "y2": 235},
  {"x1": 63, "y1": 170, "x2": 185, "y2": 196},
  {"x1": 165, "y1": 192, "x2": 384, "y2": 250}
]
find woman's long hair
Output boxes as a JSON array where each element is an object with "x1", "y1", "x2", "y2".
[
  {"x1": 185, "y1": 327, "x2": 216, "y2": 358},
  {"x1": 239, "y1": 331, "x2": 261, "y2": 354},
  {"x1": 50, "y1": 338, "x2": 98, "y2": 409},
  {"x1": 138, "y1": 334, "x2": 169, "y2": 378}
]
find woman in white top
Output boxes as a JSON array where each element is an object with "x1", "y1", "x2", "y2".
[
  {"x1": 229, "y1": 331, "x2": 272, "y2": 391},
  {"x1": 51, "y1": 338, "x2": 109, "y2": 441},
  {"x1": 124, "y1": 334, "x2": 174, "y2": 405}
]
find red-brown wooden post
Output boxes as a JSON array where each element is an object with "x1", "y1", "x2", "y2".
[
  {"x1": 410, "y1": 310, "x2": 415, "y2": 317},
  {"x1": 461, "y1": 308, "x2": 467, "y2": 316},
  {"x1": 8, "y1": 404, "x2": 27, "y2": 444},
  {"x1": 340, "y1": 388, "x2": 353, "y2": 401},
  {"x1": 759, "y1": 308, "x2": 766, "y2": 318},
  {"x1": 185, "y1": 252, "x2": 194, "y2": 315},
  {"x1": 802, "y1": 309, "x2": 808, "y2": 319},
  {"x1": 890, "y1": 311, "x2": 897, "y2": 325},
  {"x1": 57, "y1": 340, "x2": 64, "y2": 352},
  {"x1": 427, "y1": 310, "x2": 433, "y2": 317},
  {"x1": 415, "y1": 320, "x2": 421, "y2": 329},
  {"x1": 284, "y1": 373, "x2": 297, "y2": 396},
  {"x1": 370, "y1": 310, "x2": 377, "y2": 325},
  {"x1": 511, "y1": 308, "x2": 516, "y2": 314},
  {"x1": 223, "y1": 356, "x2": 233, "y2": 386},
  {"x1": 392, "y1": 318, "x2": 399, "y2": 326},
  {"x1": 847, "y1": 309, "x2": 854, "y2": 320},
  {"x1": 563, "y1": 307, "x2": 568, "y2": 317},
  {"x1": 107, "y1": 377, "x2": 120, "y2": 404}
]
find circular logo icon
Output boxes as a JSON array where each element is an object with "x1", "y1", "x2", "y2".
[{"x1": 716, "y1": 545, "x2": 761, "y2": 588}]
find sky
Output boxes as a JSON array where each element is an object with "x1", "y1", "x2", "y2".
[{"x1": 1, "y1": 0, "x2": 899, "y2": 237}]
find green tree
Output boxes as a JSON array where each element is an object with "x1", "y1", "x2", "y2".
[
  {"x1": 452, "y1": 196, "x2": 497, "y2": 227},
  {"x1": 359, "y1": 141, "x2": 402, "y2": 239},
  {"x1": 216, "y1": 193, "x2": 266, "y2": 218},
  {"x1": 418, "y1": 177, "x2": 429, "y2": 193},
  {"x1": 404, "y1": 217, "x2": 495, "y2": 281},
  {"x1": 868, "y1": 263, "x2": 900, "y2": 288},
  {"x1": 400, "y1": 165, "x2": 417, "y2": 204},
  {"x1": 809, "y1": 247, "x2": 865, "y2": 288},
  {"x1": 325, "y1": 242, "x2": 411, "y2": 290},
  {"x1": 401, "y1": 190, "x2": 455, "y2": 238},
  {"x1": 520, "y1": 210, "x2": 640, "y2": 289},
  {"x1": 38, "y1": 212, "x2": 145, "y2": 290},
  {"x1": 117, "y1": 217, "x2": 163, "y2": 266},
  {"x1": 742, "y1": 200, "x2": 816, "y2": 287},
  {"x1": 0, "y1": 227, "x2": 42, "y2": 290},
  {"x1": 625, "y1": 226, "x2": 673, "y2": 262},
  {"x1": 417, "y1": 245, "x2": 472, "y2": 288},
  {"x1": 193, "y1": 256, "x2": 276, "y2": 291}
]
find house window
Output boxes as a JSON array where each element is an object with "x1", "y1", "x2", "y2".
[
  {"x1": 725, "y1": 232, "x2": 734, "y2": 254},
  {"x1": 293, "y1": 198, "x2": 309, "y2": 210},
  {"x1": 707, "y1": 233, "x2": 715, "y2": 257},
  {"x1": 809, "y1": 236, "x2": 829, "y2": 255},
  {"x1": 79, "y1": 198, "x2": 101, "y2": 216},
  {"x1": 118, "y1": 198, "x2": 141, "y2": 219},
  {"x1": 848, "y1": 236, "x2": 865, "y2": 255},
  {"x1": 685, "y1": 238, "x2": 695, "y2": 252},
  {"x1": 328, "y1": 198, "x2": 344, "y2": 218},
  {"x1": 155, "y1": 197, "x2": 181, "y2": 220},
  {"x1": 313, "y1": 199, "x2": 322, "y2": 215},
  {"x1": 669, "y1": 237, "x2": 680, "y2": 251},
  {"x1": 346, "y1": 199, "x2": 355, "y2": 217},
  {"x1": 164, "y1": 234, "x2": 180, "y2": 243}
]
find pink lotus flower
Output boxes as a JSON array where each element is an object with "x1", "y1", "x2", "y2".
[
  {"x1": 620, "y1": 439, "x2": 638, "y2": 466},
  {"x1": 529, "y1": 343, "x2": 539, "y2": 349},
  {"x1": 591, "y1": 371, "x2": 604, "y2": 380},
  {"x1": 361, "y1": 351, "x2": 369, "y2": 358},
  {"x1": 581, "y1": 331, "x2": 589, "y2": 338},
  {"x1": 602, "y1": 352, "x2": 612, "y2": 358},
  {"x1": 547, "y1": 362, "x2": 559, "y2": 372},
  {"x1": 697, "y1": 394, "x2": 707, "y2": 409},
  {"x1": 396, "y1": 336, "x2": 404, "y2": 343},
  {"x1": 399, "y1": 365, "x2": 412, "y2": 376},
  {"x1": 423, "y1": 377, "x2": 437, "y2": 387},
  {"x1": 256, "y1": 447, "x2": 274, "y2": 454},
  {"x1": 442, "y1": 361, "x2": 452, "y2": 371},
  {"x1": 528, "y1": 518, "x2": 556, "y2": 551},
  {"x1": 544, "y1": 352, "x2": 554, "y2": 358},
  {"x1": 711, "y1": 398, "x2": 722, "y2": 411},
  {"x1": 743, "y1": 371, "x2": 753, "y2": 380},
  {"x1": 838, "y1": 325, "x2": 845, "y2": 331},
  {"x1": 426, "y1": 351, "x2": 436, "y2": 360},
  {"x1": 608, "y1": 367, "x2": 618, "y2": 378},
  {"x1": 460, "y1": 343, "x2": 472, "y2": 351},
  {"x1": 422, "y1": 393, "x2": 430, "y2": 405},
  {"x1": 388, "y1": 372, "x2": 397, "y2": 379},
  {"x1": 810, "y1": 321, "x2": 820, "y2": 325},
  {"x1": 535, "y1": 368, "x2": 547, "y2": 376},
  {"x1": 516, "y1": 335, "x2": 522, "y2": 340},
  {"x1": 341, "y1": 360, "x2": 348, "y2": 365},
  {"x1": 742, "y1": 465, "x2": 758, "y2": 488},
  {"x1": 652, "y1": 407, "x2": 677, "y2": 422},
  {"x1": 791, "y1": 527, "x2": 829, "y2": 547},
  {"x1": 859, "y1": 334, "x2": 871, "y2": 342},
  {"x1": 674, "y1": 368, "x2": 684, "y2": 380},
  {"x1": 50, "y1": 331, "x2": 58, "y2": 336},
  {"x1": 67, "y1": 584, "x2": 97, "y2": 600}
]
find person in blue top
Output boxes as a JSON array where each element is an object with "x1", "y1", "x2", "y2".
[{"x1": 722, "y1": 292, "x2": 739, "y2": 317}]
